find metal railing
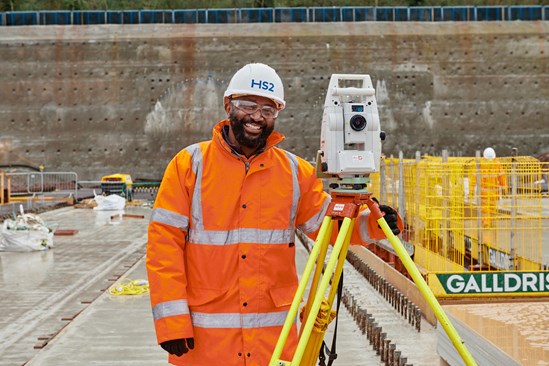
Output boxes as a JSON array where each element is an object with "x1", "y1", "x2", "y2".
[
  {"x1": 7, "y1": 171, "x2": 78, "y2": 198},
  {"x1": 2, "y1": 174, "x2": 161, "y2": 203},
  {"x1": 0, "y1": 6, "x2": 546, "y2": 26}
]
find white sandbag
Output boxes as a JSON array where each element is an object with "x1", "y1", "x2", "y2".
[
  {"x1": 0, "y1": 211, "x2": 54, "y2": 252},
  {"x1": 93, "y1": 193, "x2": 126, "y2": 211}
]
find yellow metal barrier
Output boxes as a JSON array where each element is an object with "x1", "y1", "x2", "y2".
[
  {"x1": 0, "y1": 169, "x2": 10, "y2": 204},
  {"x1": 370, "y1": 154, "x2": 545, "y2": 285}
]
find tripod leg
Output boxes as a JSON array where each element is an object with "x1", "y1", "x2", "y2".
[
  {"x1": 292, "y1": 217, "x2": 354, "y2": 366},
  {"x1": 299, "y1": 220, "x2": 335, "y2": 339},
  {"x1": 375, "y1": 212, "x2": 478, "y2": 366},
  {"x1": 269, "y1": 216, "x2": 334, "y2": 366},
  {"x1": 299, "y1": 217, "x2": 355, "y2": 366},
  {"x1": 327, "y1": 218, "x2": 354, "y2": 306}
]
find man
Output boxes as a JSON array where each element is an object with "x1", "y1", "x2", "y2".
[
  {"x1": 146, "y1": 63, "x2": 401, "y2": 366},
  {"x1": 470, "y1": 147, "x2": 508, "y2": 227}
]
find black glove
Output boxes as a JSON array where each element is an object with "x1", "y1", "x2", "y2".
[
  {"x1": 372, "y1": 197, "x2": 401, "y2": 236},
  {"x1": 160, "y1": 338, "x2": 195, "y2": 356}
]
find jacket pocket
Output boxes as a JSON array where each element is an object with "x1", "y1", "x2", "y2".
[
  {"x1": 269, "y1": 284, "x2": 298, "y2": 308},
  {"x1": 187, "y1": 286, "x2": 228, "y2": 307}
]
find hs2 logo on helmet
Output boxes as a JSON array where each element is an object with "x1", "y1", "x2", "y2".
[{"x1": 251, "y1": 79, "x2": 275, "y2": 92}]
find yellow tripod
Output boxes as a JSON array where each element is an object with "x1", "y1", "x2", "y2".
[{"x1": 269, "y1": 191, "x2": 478, "y2": 366}]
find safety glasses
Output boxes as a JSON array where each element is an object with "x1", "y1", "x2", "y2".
[{"x1": 230, "y1": 100, "x2": 279, "y2": 119}]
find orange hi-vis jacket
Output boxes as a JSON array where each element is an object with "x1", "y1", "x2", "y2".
[
  {"x1": 469, "y1": 159, "x2": 508, "y2": 226},
  {"x1": 147, "y1": 120, "x2": 386, "y2": 366}
]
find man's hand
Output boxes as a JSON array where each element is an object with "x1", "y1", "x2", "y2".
[
  {"x1": 160, "y1": 338, "x2": 195, "y2": 356},
  {"x1": 372, "y1": 197, "x2": 401, "y2": 235}
]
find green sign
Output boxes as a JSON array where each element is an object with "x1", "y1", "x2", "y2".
[{"x1": 437, "y1": 272, "x2": 549, "y2": 294}]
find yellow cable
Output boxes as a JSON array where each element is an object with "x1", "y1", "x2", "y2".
[{"x1": 108, "y1": 278, "x2": 149, "y2": 296}]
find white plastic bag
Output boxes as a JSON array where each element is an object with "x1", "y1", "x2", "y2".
[
  {"x1": 93, "y1": 191, "x2": 126, "y2": 211},
  {"x1": 0, "y1": 208, "x2": 54, "y2": 252}
]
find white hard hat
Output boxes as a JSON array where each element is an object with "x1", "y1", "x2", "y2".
[
  {"x1": 483, "y1": 147, "x2": 496, "y2": 159},
  {"x1": 224, "y1": 63, "x2": 286, "y2": 110}
]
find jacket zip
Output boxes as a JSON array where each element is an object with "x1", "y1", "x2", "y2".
[
  {"x1": 218, "y1": 134, "x2": 267, "y2": 175},
  {"x1": 229, "y1": 149, "x2": 251, "y2": 174},
  {"x1": 241, "y1": 154, "x2": 260, "y2": 174}
]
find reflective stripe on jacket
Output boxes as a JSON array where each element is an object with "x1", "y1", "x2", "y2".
[{"x1": 147, "y1": 120, "x2": 331, "y2": 366}]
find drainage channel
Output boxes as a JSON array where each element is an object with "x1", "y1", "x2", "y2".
[{"x1": 341, "y1": 248, "x2": 441, "y2": 366}]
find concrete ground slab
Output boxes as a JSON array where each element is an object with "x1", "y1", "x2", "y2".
[
  {"x1": 0, "y1": 205, "x2": 151, "y2": 365},
  {"x1": 25, "y1": 258, "x2": 166, "y2": 366}
]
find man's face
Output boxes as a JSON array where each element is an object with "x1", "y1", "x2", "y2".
[{"x1": 227, "y1": 95, "x2": 277, "y2": 152}]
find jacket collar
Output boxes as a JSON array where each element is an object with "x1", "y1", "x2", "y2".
[{"x1": 212, "y1": 119, "x2": 285, "y2": 157}]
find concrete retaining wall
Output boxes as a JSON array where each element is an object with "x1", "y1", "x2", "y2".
[{"x1": 0, "y1": 22, "x2": 547, "y2": 180}]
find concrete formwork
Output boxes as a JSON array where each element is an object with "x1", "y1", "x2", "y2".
[{"x1": 0, "y1": 22, "x2": 547, "y2": 180}]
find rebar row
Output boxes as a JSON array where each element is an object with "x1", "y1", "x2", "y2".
[
  {"x1": 343, "y1": 289, "x2": 413, "y2": 366},
  {"x1": 346, "y1": 250, "x2": 422, "y2": 332}
]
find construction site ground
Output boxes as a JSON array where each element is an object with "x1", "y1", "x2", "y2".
[{"x1": 1, "y1": 203, "x2": 547, "y2": 365}]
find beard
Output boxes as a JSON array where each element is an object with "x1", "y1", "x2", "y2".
[{"x1": 229, "y1": 112, "x2": 274, "y2": 151}]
